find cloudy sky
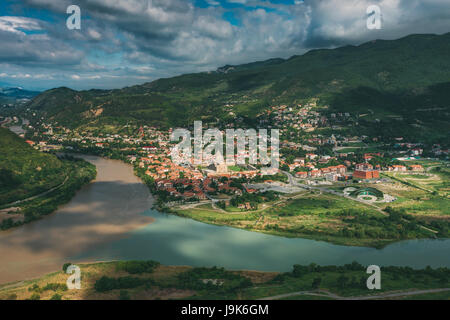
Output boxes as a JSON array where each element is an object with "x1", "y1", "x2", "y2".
[{"x1": 0, "y1": 0, "x2": 449, "y2": 91}]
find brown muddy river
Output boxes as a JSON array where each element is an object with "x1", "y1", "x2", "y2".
[{"x1": 0, "y1": 156, "x2": 153, "y2": 284}]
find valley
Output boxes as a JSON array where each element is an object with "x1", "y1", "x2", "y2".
[{"x1": 0, "y1": 31, "x2": 449, "y2": 301}]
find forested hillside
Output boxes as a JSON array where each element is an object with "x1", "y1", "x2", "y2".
[
  {"x1": 0, "y1": 127, "x2": 96, "y2": 229},
  {"x1": 26, "y1": 33, "x2": 450, "y2": 139},
  {"x1": 0, "y1": 127, "x2": 68, "y2": 205}
]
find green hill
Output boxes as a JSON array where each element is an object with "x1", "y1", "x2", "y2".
[
  {"x1": 26, "y1": 33, "x2": 450, "y2": 140},
  {"x1": 0, "y1": 127, "x2": 68, "y2": 205},
  {"x1": 0, "y1": 127, "x2": 96, "y2": 228}
]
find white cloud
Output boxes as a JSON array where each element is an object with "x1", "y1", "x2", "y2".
[
  {"x1": 0, "y1": 0, "x2": 448, "y2": 90},
  {"x1": 88, "y1": 28, "x2": 102, "y2": 40},
  {"x1": 0, "y1": 16, "x2": 42, "y2": 34}
]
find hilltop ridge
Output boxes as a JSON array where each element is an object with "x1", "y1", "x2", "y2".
[{"x1": 24, "y1": 33, "x2": 450, "y2": 140}]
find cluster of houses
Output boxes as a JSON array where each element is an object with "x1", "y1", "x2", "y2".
[
  {"x1": 295, "y1": 165, "x2": 348, "y2": 181},
  {"x1": 288, "y1": 149, "x2": 426, "y2": 182},
  {"x1": 143, "y1": 152, "x2": 271, "y2": 200},
  {"x1": 258, "y1": 103, "x2": 324, "y2": 133},
  {"x1": 12, "y1": 101, "x2": 442, "y2": 204},
  {"x1": 351, "y1": 162, "x2": 425, "y2": 180},
  {"x1": 25, "y1": 139, "x2": 62, "y2": 152},
  {"x1": 141, "y1": 153, "x2": 204, "y2": 181},
  {"x1": 154, "y1": 176, "x2": 246, "y2": 200},
  {"x1": 388, "y1": 164, "x2": 424, "y2": 172},
  {"x1": 432, "y1": 144, "x2": 449, "y2": 157}
]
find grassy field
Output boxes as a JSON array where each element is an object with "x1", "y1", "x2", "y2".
[
  {"x1": 0, "y1": 261, "x2": 448, "y2": 300},
  {"x1": 173, "y1": 191, "x2": 442, "y2": 247},
  {"x1": 379, "y1": 163, "x2": 450, "y2": 218},
  {"x1": 171, "y1": 160, "x2": 449, "y2": 247}
]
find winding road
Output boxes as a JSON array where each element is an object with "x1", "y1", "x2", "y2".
[
  {"x1": 2, "y1": 175, "x2": 69, "y2": 209},
  {"x1": 259, "y1": 288, "x2": 450, "y2": 300}
]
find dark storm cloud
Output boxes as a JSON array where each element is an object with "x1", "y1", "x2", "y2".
[{"x1": 0, "y1": 0, "x2": 449, "y2": 89}]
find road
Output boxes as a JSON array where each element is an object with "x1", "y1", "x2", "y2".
[
  {"x1": 258, "y1": 288, "x2": 450, "y2": 300},
  {"x1": 282, "y1": 171, "x2": 388, "y2": 215},
  {"x1": 2, "y1": 175, "x2": 69, "y2": 209}
]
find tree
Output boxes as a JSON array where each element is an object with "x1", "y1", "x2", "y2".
[
  {"x1": 312, "y1": 277, "x2": 322, "y2": 289},
  {"x1": 50, "y1": 293, "x2": 62, "y2": 300},
  {"x1": 217, "y1": 201, "x2": 226, "y2": 210},
  {"x1": 337, "y1": 275, "x2": 349, "y2": 289},
  {"x1": 292, "y1": 265, "x2": 308, "y2": 278},
  {"x1": 62, "y1": 263, "x2": 72, "y2": 272},
  {"x1": 119, "y1": 290, "x2": 131, "y2": 300},
  {"x1": 29, "y1": 293, "x2": 41, "y2": 300}
]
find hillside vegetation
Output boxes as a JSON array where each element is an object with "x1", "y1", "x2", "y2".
[
  {"x1": 0, "y1": 127, "x2": 68, "y2": 205},
  {"x1": 26, "y1": 33, "x2": 450, "y2": 140},
  {"x1": 1, "y1": 261, "x2": 449, "y2": 300},
  {"x1": 0, "y1": 127, "x2": 96, "y2": 229}
]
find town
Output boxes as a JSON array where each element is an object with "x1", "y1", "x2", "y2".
[{"x1": 2, "y1": 100, "x2": 447, "y2": 219}]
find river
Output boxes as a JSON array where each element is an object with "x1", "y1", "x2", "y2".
[
  {"x1": 0, "y1": 156, "x2": 449, "y2": 284},
  {"x1": 0, "y1": 156, "x2": 153, "y2": 284}
]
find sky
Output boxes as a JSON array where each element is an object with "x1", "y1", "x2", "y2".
[{"x1": 0, "y1": 0, "x2": 449, "y2": 91}]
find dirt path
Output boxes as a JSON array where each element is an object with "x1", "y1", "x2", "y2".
[
  {"x1": 258, "y1": 288, "x2": 450, "y2": 300},
  {"x1": 2, "y1": 175, "x2": 69, "y2": 209}
]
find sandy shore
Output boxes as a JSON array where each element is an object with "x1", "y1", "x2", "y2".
[{"x1": 0, "y1": 156, "x2": 154, "y2": 284}]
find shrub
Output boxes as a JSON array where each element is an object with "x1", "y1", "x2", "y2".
[
  {"x1": 28, "y1": 283, "x2": 40, "y2": 292},
  {"x1": 176, "y1": 267, "x2": 252, "y2": 293},
  {"x1": 119, "y1": 290, "x2": 131, "y2": 300},
  {"x1": 6, "y1": 293, "x2": 17, "y2": 300},
  {"x1": 29, "y1": 293, "x2": 41, "y2": 300},
  {"x1": 62, "y1": 263, "x2": 72, "y2": 272},
  {"x1": 94, "y1": 276, "x2": 151, "y2": 292},
  {"x1": 116, "y1": 260, "x2": 160, "y2": 274},
  {"x1": 50, "y1": 293, "x2": 62, "y2": 300},
  {"x1": 42, "y1": 283, "x2": 68, "y2": 292},
  {"x1": 312, "y1": 277, "x2": 322, "y2": 289}
]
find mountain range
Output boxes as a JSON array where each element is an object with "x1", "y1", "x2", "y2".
[
  {"x1": 0, "y1": 87, "x2": 40, "y2": 105},
  {"x1": 24, "y1": 33, "x2": 450, "y2": 141}
]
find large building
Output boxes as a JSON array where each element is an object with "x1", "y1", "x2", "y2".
[{"x1": 353, "y1": 163, "x2": 380, "y2": 179}]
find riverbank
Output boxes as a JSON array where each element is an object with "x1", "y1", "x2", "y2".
[
  {"x1": 0, "y1": 126, "x2": 97, "y2": 229},
  {"x1": 171, "y1": 206, "x2": 394, "y2": 248},
  {"x1": 170, "y1": 192, "x2": 443, "y2": 248},
  {"x1": 1, "y1": 260, "x2": 449, "y2": 300},
  {"x1": 182, "y1": 217, "x2": 396, "y2": 248},
  {"x1": 1, "y1": 156, "x2": 97, "y2": 229},
  {"x1": 53, "y1": 149, "x2": 449, "y2": 249}
]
